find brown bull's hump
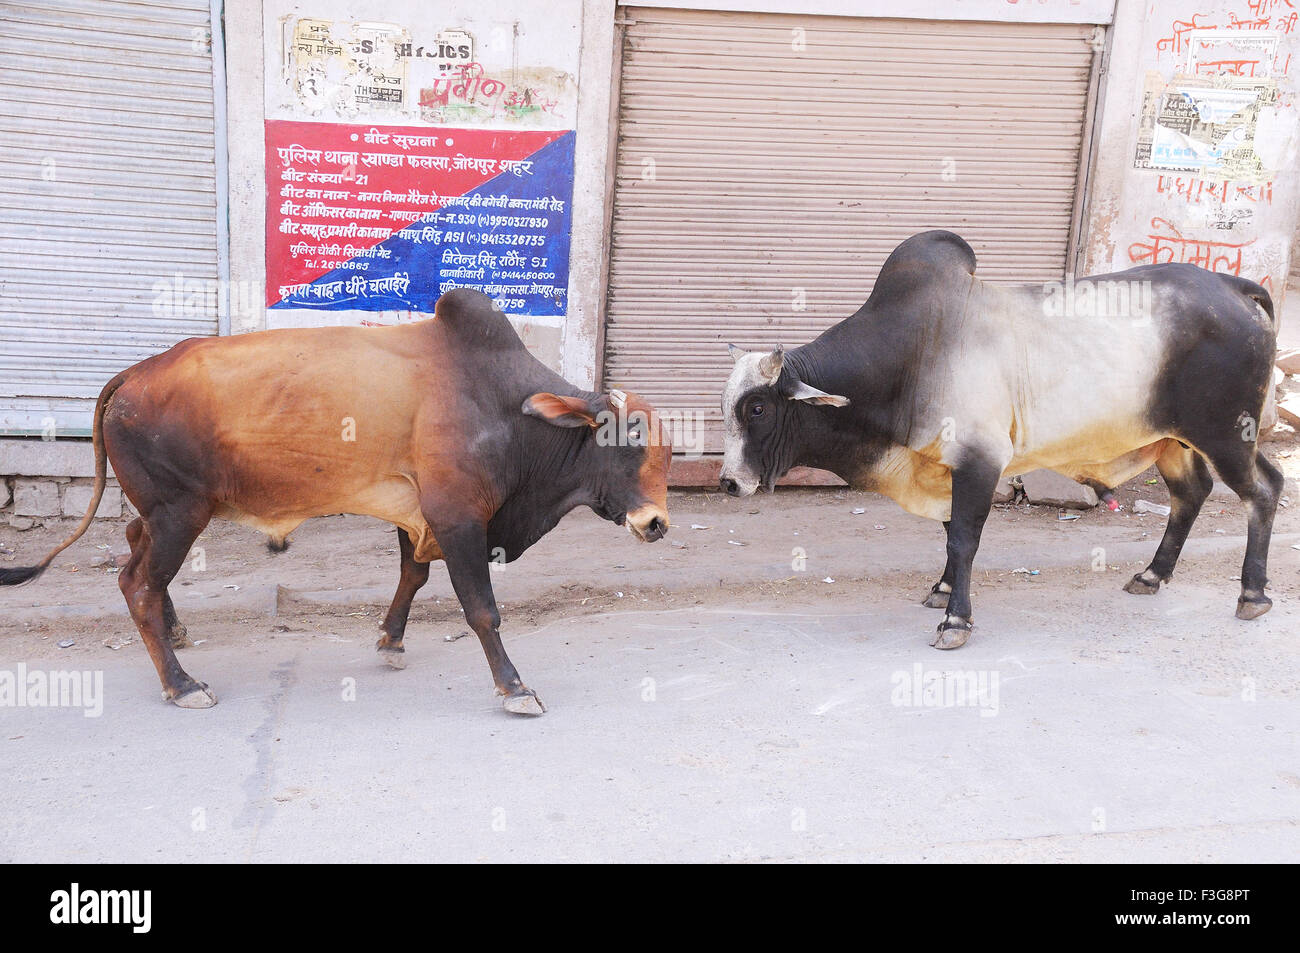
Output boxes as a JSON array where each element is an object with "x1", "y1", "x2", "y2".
[{"x1": 102, "y1": 320, "x2": 480, "y2": 539}]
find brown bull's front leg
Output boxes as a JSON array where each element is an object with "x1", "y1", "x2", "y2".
[
  {"x1": 376, "y1": 527, "x2": 431, "y2": 669},
  {"x1": 433, "y1": 521, "x2": 545, "y2": 715}
]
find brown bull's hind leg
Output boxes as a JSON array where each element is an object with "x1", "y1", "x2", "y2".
[
  {"x1": 125, "y1": 517, "x2": 193, "y2": 649},
  {"x1": 119, "y1": 503, "x2": 216, "y2": 708},
  {"x1": 376, "y1": 527, "x2": 431, "y2": 669},
  {"x1": 162, "y1": 594, "x2": 193, "y2": 649},
  {"x1": 1124, "y1": 442, "x2": 1213, "y2": 597}
]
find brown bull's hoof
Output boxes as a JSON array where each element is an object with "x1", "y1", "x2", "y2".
[
  {"x1": 502, "y1": 690, "x2": 546, "y2": 715},
  {"x1": 930, "y1": 617, "x2": 972, "y2": 651},
  {"x1": 375, "y1": 633, "x2": 406, "y2": 669},
  {"x1": 1123, "y1": 572, "x2": 1162, "y2": 596},
  {"x1": 169, "y1": 684, "x2": 218, "y2": 709},
  {"x1": 1236, "y1": 595, "x2": 1272, "y2": 620},
  {"x1": 377, "y1": 646, "x2": 407, "y2": 670}
]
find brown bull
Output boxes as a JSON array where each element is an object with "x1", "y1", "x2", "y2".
[{"x1": 1, "y1": 289, "x2": 671, "y2": 714}]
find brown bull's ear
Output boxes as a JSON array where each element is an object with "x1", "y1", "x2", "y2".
[
  {"x1": 783, "y1": 379, "x2": 850, "y2": 407},
  {"x1": 522, "y1": 392, "x2": 604, "y2": 428}
]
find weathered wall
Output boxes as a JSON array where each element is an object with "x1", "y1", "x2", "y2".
[
  {"x1": 226, "y1": 0, "x2": 267, "y2": 336},
  {"x1": 221, "y1": 0, "x2": 1122, "y2": 389},
  {"x1": 640, "y1": 0, "x2": 1113, "y2": 21},
  {"x1": 1083, "y1": 0, "x2": 1300, "y2": 307},
  {"x1": 1, "y1": 441, "x2": 127, "y2": 530},
  {"x1": 225, "y1": 0, "x2": 585, "y2": 375},
  {"x1": 18, "y1": 0, "x2": 1300, "y2": 499},
  {"x1": 561, "y1": 0, "x2": 616, "y2": 389}
]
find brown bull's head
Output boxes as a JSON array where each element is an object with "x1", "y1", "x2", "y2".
[{"x1": 523, "y1": 388, "x2": 671, "y2": 541}]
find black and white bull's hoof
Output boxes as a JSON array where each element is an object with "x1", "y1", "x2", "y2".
[
  {"x1": 1236, "y1": 592, "x2": 1272, "y2": 620},
  {"x1": 1123, "y1": 569, "x2": 1165, "y2": 596},
  {"x1": 930, "y1": 615, "x2": 973, "y2": 650},
  {"x1": 922, "y1": 581, "x2": 951, "y2": 609},
  {"x1": 375, "y1": 634, "x2": 407, "y2": 669},
  {"x1": 500, "y1": 686, "x2": 546, "y2": 715},
  {"x1": 167, "y1": 682, "x2": 218, "y2": 709}
]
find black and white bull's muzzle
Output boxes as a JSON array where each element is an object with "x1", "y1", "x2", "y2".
[{"x1": 718, "y1": 345, "x2": 848, "y2": 497}]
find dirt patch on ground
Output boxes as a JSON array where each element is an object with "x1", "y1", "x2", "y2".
[{"x1": 4, "y1": 432, "x2": 1298, "y2": 667}]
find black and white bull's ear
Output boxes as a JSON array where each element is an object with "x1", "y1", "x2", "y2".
[
  {"x1": 781, "y1": 379, "x2": 850, "y2": 407},
  {"x1": 522, "y1": 392, "x2": 606, "y2": 428}
]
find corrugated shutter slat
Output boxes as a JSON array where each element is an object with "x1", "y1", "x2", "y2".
[
  {"x1": 0, "y1": 0, "x2": 219, "y2": 435},
  {"x1": 603, "y1": 8, "x2": 1097, "y2": 451}
]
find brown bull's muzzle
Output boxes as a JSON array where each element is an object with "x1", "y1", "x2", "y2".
[{"x1": 626, "y1": 503, "x2": 669, "y2": 543}]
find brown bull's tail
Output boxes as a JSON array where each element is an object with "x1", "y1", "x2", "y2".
[{"x1": 0, "y1": 372, "x2": 127, "y2": 586}]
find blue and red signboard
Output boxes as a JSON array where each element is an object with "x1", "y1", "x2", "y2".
[{"x1": 265, "y1": 120, "x2": 574, "y2": 315}]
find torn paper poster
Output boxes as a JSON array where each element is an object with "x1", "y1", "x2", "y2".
[
  {"x1": 1134, "y1": 72, "x2": 1279, "y2": 183},
  {"x1": 1185, "y1": 29, "x2": 1280, "y2": 78},
  {"x1": 286, "y1": 18, "x2": 411, "y2": 117}
]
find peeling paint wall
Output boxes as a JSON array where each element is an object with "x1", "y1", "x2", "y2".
[
  {"x1": 222, "y1": 0, "x2": 583, "y2": 374},
  {"x1": 221, "y1": 0, "x2": 1300, "y2": 393},
  {"x1": 1083, "y1": 0, "x2": 1300, "y2": 311}
]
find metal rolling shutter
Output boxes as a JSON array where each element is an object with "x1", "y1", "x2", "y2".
[
  {"x1": 604, "y1": 7, "x2": 1099, "y2": 451},
  {"x1": 0, "y1": 0, "x2": 220, "y2": 436}
]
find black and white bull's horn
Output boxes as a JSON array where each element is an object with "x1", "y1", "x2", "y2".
[
  {"x1": 727, "y1": 343, "x2": 747, "y2": 362},
  {"x1": 758, "y1": 345, "x2": 784, "y2": 381}
]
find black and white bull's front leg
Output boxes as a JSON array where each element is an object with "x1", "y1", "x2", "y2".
[
  {"x1": 927, "y1": 455, "x2": 1006, "y2": 650},
  {"x1": 923, "y1": 521, "x2": 955, "y2": 610}
]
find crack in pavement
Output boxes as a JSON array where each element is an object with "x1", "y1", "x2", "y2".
[{"x1": 236, "y1": 657, "x2": 298, "y2": 860}]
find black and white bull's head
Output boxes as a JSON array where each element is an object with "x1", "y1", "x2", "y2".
[{"x1": 719, "y1": 345, "x2": 849, "y2": 496}]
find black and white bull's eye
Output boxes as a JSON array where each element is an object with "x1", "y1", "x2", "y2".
[{"x1": 748, "y1": 400, "x2": 766, "y2": 420}]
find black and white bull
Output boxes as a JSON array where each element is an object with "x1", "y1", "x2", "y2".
[{"x1": 720, "y1": 230, "x2": 1282, "y2": 649}]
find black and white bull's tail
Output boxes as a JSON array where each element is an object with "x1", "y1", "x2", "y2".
[{"x1": 0, "y1": 373, "x2": 127, "y2": 586}]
